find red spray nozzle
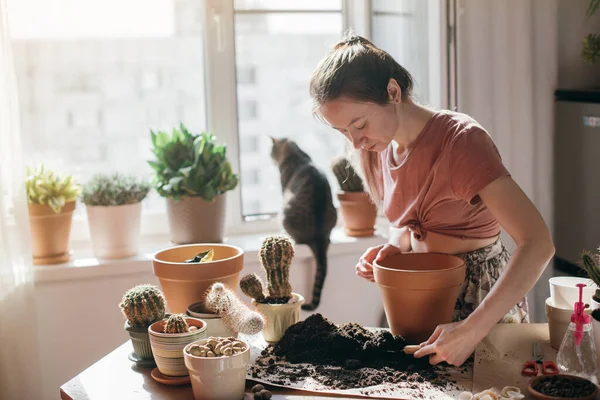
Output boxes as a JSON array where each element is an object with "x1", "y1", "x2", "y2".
[{"x1": 572, "y1": 283, "x2": 591, "y2": 345}]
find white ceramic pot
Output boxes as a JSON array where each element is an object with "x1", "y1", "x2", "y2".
[
  {"x1": 148, "y1": 317, "x2": 207, "y2": 377},
  {"x1": 183, "y1": 338, "x2": 250, "y2": 400},
  {"x1": 546, "y1": 297, "x2": 592, "y2": 350},
  {"x1": 549, "y1": 277, "x2": 598, "y2": 309},
  {"x1": 187, "y1": 302, "x2": 238, "y2": 338},
  {"x1": 86, "y1": 202, "x2": 142, "y2": 259},
  {"x1": 592, "y1": 297, "x2": 600, "y2": 311},
  {"x1": 252, "y1": 293, "x2": 304, "y2": 343}
]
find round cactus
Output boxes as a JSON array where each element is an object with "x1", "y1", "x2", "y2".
[
  {"x1": 240, "y1": 273, "x2": 266, "y2": 303},
  {"x1": 259, "y1": 236, "x2": 294, "y2": 300},
  {"x1": 119, "y1": 284, "x2": 166, "y2": 328},
  {"x1": 164, "y1": 314, "x2": 189, "y2": 334},
  {"x1": 205, "y1": 283, "x2": 265, "y2": 335}
]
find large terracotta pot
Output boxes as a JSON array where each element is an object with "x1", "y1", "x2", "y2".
[
  {"x1": 86, "y1": 202, "x2": 142, "y2": 259},
  {"x1": 166, "y1": 195, "x2": 225, "y2": 244},
  {"x1": 28, "y1": 201, "x2": 76, "y2": 265},
  {"x1": 373, "y1": 252, "x2": 466, "y2": 344},
  {"x1": 337, "y1": 191, "x2": 377, "y2": 237},
  {"x1": 152, "y1": 244, "x2": 244, "y2": 314}
]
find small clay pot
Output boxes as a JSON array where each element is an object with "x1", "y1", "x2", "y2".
[
  {"x1": 337, "y1": 191, "x2": 377, "y2": 237},
  {"x1": 86, "y1": 202, "x2": 142, "y2": 259},
  {"x1": 373, "y1": 252, "x2": 465, "y2": 344},
  {"x1": 125, "y1": 320, "x2": 154, "y2": 360},
  {"x1": 166, "y1": 195, "x2": 226, "y2": 244},
  {"x1": 252, "y1": 293, "x2": 304, "y2": 343},
  {"x1": 28, "y1": 201, "x2": 76, "y2": 265}
]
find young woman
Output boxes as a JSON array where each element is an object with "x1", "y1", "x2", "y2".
[{"x1": 309, "y1": 34, "x2": 555, "y2": 367}]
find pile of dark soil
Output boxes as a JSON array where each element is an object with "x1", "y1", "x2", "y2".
[
  {"x1": 531, "y1": 375, "x2": 596, "y2": 398},
  {"x1": 249, "y1": 314, "x2": 466, "y2": 392}
]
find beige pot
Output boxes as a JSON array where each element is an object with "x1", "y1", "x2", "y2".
[
  {"x1": 86, "y1": 202, "x2": 142, "y2": 259},
  {"x1": 28, "y1": 201, "x2": 76, "y2": 265},
  {"x1": 166, "y1": 195, "x2": 225, "y2": 244},
  {"x1": 337, "y1": 191, "x2": 377, "y2": 237},
  {"x1": 252, "y1": 293, "x2": 304, "y2": 343},
  {"x1": 546, "y1": 297, "x2": 593, "y2": 350},
  {"x1": 184, "y1": 338, "x2": 250, "y2": 400},
  {"x1": 152, "y1": 244, "x2": 244, "y2": 314}
]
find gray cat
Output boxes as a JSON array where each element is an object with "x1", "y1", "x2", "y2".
[{"x1": 270, "y1": 137, "x2": 337, "y2": 311}]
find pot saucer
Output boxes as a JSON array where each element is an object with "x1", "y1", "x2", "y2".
[
  {"x1": 151, "y1": 368, "x2": 191, "y2": 386},
  {"x1": 33, "y1": 250, "x2": 72, "y2": 265},
  {"x1": 127, "y1": 351, "x2": 156, "y2": 368}
]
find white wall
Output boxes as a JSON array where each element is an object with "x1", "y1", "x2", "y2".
[{"x1": 33, "y1": 242, "x2": 384, "y2": 399}]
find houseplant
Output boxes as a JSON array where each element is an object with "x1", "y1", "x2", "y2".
[
  {"x1": 25, "y1": 164, "x2": 81, "y2": 265},
  {"x1": 578, "y1": 249, "x2": 600, "y2": 309},
  {"x1": 240, "y1": 235, "x2": 305, "y2": 343},
  {"x1": 148, "y1": 123, "x2": 238, "y2": 244},
  {"x1": 148, "y1": 313, "x2": 207, "y2": 377},
  {"x1": 119, "y1": 284, "x2": 167, "y2": 364},
  {"x1": 81, "y1": 173, "x2": 151, "y2": 259},
  {"x1": 582, "y1": 0, "x2": 600, "y2": 64},
  {"x1": 331, "y1": 156, "x2": 377, "y2": 237}
]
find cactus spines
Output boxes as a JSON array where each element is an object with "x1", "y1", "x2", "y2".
[
  {"x1": 119, "y1": 284, "x2": 166, "y2": 328},
  {"x1": 240, "y1": 273, "x2": 266, "y2": 303},
  {"x1": 331, "y1": 156, "x2": 364, "y2": 192},
  {"x1": 579, "y1": 249, "x2": 600, "y2": 300},
  {"x1": 259, "y1": 236, "x2": 294, "y2": 301},
  {"x1": 164, "y1": 314, "x2": 189, "y2": 334},
  {"x1": 205, "y1": 283, "x2": 265, "y2": 335}
]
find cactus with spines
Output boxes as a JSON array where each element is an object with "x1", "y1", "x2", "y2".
[
  {"x1": 119, "y1": 284, "x2": 166, "y2": 328},
  {"x1": 331, "y1": 156, "x2": 364, "y2": 192},
  {"x1": 240, "y1": 273, "x2": 266, "y2": 303},
  {"x1": 164, "y1": 314, "x2": 189, "y2": 334},
  {"x1": 259, "y1": 235, "x2": 294, "y2": 301},
  {"x1": 205, "y1": 283, "x2": 264, "y2": 335},
  {"x1": 579, "y1": 249, "x2": 600, "y2": 300}
]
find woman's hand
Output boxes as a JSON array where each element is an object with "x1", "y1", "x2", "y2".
[
  {"x1": 413, "y1": 318, "x2": 485, "y2": 366},
  {"x1": 355, "y1": 244, "x2": 402, "y2": 282}
]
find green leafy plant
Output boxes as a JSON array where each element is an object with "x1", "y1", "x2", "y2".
[
  {"x1": 119, "y1": 284, "x2": 166, "y2": 328},
  {"x1": 80, "y1": 173, "x2": 151, "y2": 206},
  {"x1": 148, "y1": 123, "x2": 238, "y2": 201},
  {"x1": 331, "y1": 156, "x2": 364, "y2": 192},
  {"x1": 582, "y1": 0, "x2": 600, "y2": 64},
  {"x1": 25, "y1": 164, "x2": 81, "y2": 213},
  {"x1": 579, "y1": 249, "x2": 600, "y2": 301}
]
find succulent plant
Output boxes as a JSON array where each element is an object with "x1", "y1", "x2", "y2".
[
  {"x1": 80, "y1": 173, "x2": 151, "y2": 206},
  {"x1": 148, "y1": 123, "x2": 238, "y2": 201},
  {"x1": 240, "y1": 273, "x2": 266, "y2": 303},
  {"x1": 331, "y1": 156, "x2": 364, "y2": 192},
  {"x1": 579, "y1": 249, "x2": 600, "y2": 300},
  {"x1": 164, "y1": 313, "x2": 190, "y2": 334},
  {"x1": 25, "y1": 164, "x2": 81, "y2": 213},
  {"x1": 259, "y1": 235, "x2": 294, "y2": 301},
  {"x1": 582, "y1": 0, "x2": 600, "y2": 64},
  {"x1": 205, "y1": 283, "x2": 265, "y2": 335},
  {"x1": 119, "y1": 284, "x2": 167, "y2": 328}
]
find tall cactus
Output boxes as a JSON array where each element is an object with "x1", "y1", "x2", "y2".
[
  {"x1": 331, "y1": 156, "x2": 364, "y2": 192},
  {"x1": 119, "y1": 284, "x2": 166, "y2": 328},
  {"x1": 205, "y1": 283, "x2": 265, "y2": 335},
  {"x1": 259, "y1": 236, "x2": 294, "y2": 300},
  {"x1": 240, "y1": 273, "x2": 266, "y2": 303},
  {"x1": 579, "y1": 249, "x2": 600, "y2": 300},
  {"x1": 164, "y1": 314, "x2": 189, "y2": 334}
]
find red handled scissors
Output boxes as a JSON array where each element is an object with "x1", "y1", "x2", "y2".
[{"x1": 521, "y1": 342, "x2": 559, "y2": 377}]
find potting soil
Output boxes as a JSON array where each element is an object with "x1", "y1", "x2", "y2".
[
  {"x1": 249, "y1": 314, "x2": 469, "y2": 395},
  {"x1": 531, "y1": 375, "x2": 596, "y2": 398}
]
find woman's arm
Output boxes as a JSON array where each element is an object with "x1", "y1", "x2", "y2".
[{"x1": 414, "y1": 175, "x2": 554, "y2": 366}]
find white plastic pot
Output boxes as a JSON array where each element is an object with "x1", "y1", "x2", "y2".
[
  {"x1": 86, "y1": 202, "x2": 142, "y2": 259},
  {"x1": 549, "y1": 277, "x2": 597, "y2": 309}
]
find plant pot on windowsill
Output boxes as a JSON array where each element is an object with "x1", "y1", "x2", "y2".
[{"x1": 148, "y1": 124, "x2": 238, "y2": 245}]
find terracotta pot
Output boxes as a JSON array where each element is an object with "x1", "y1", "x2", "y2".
[
  {"x1": 337, "y1": 191, "x2": 377, "y2": 237},
  {"x1": 152, "y1": 244, "x2": 244, "y2": 314},
  {"x1": 184, "y1": 338, "x2": 250, "y2": 400},
  {"x1": 252, "y1": 293, "x2": 304, "y2": 343},
  {"x1": 148, "y1": 317, "x2": 207, "y2": 377},
  {"x1": 187, "y1": 302, "x2": 238, "y2": 338},
  {"x1": 166, "y1": 195, "x2": 225, "y2": 244},
  {"x1": 528, "y1": 374, "x2": 598, "y2": 400},
  {"x1": 373, "y1": 252, "x2": 466, "y2": 344},
  {"x1": 86, "y1": 202, "x2": 142, "y2": 259},
  {"x1": 28, "y1": 201, "x2": 76, "y2": 265}
]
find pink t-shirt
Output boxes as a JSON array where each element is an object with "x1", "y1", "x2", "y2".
[{"x1": 381, "y1": 110, "x2": 510, "y2": 241}]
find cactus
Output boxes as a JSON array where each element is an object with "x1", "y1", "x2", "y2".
[
  {"x1": 164, "y1": 314, "x2": 190, "y2": 334},
  {"x1": 119, "y1": 284, "x2": 166, "y2": 328},
  {"x1": 259, "y1": 236, "x2": 294, "y2": 301},
  {"x1": 240, "y1": 273, "x2": 266, "y2": 303},
  {"x1": 331, "y1": 156, "x2": 364, "y2": 192},
  {"x1": 579, "y1": 249, "x2": 600, "y2": 300},
  {"x1": 205, "y1": 283, "x2": 265, "y2": 335}
]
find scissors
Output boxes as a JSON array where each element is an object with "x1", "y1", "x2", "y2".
[{"x1": 521, "y1": 342, "x2": 559, "y2": 377}]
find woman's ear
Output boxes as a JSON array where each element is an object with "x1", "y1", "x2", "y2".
[{"x1": 387, "y1": 78, "x2": 402, "y2": 103}]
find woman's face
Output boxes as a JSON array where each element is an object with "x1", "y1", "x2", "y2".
[{"x1": 319, "y1": 94, "x2": 399, "y2": 152}]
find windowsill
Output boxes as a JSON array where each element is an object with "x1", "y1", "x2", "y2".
[{"x1": 33, "y1": 225, "x2": 389, "y2": 283}]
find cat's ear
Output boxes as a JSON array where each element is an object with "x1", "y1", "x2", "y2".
[{"x1": 269, "y1": 135, "x2": 278, "y2": 145}]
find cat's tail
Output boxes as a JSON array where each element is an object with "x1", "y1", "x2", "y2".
[{"x1": 302, "y1": 237, "x2": 329, "y2": 311}]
